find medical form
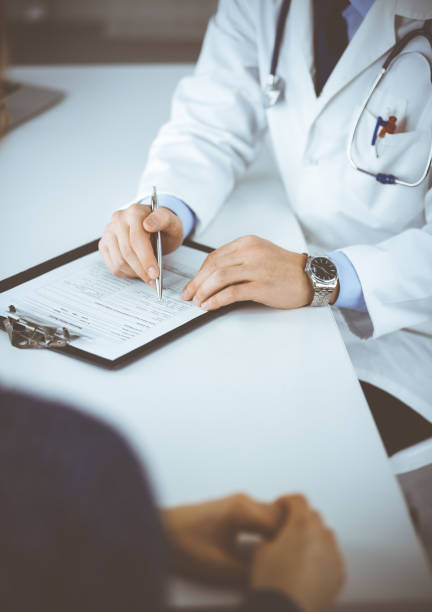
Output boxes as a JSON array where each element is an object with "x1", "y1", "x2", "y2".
[{"x1": 0, "y1": 245, "x2": 208, "y2": 362}]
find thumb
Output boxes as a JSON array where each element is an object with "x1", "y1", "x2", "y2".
[
  {"x1": 274, "y1": 494, "x2": 310, "y2": 534},
  {"x1": 229, "y1": 494, "x2": 282, "y2": 536},
  {"x1": 143, "y1": 207, "x2": 175, "y2": 233}
]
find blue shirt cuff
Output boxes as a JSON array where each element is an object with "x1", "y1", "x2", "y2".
[
  {"x1": 329, "y1": 251, "x2": 368, "y2": 312},
  {"x1": 138, "y1": 194, "x2": 196, "y2": 238}
]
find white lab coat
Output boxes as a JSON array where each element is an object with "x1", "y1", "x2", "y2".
[{"x1": 138, "y1": 0, "x2": 432, "y2": 421}]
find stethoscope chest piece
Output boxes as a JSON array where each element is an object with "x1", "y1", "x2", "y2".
[{"x1": 263, "y1": 74, "x2": 285, "y2": 108}]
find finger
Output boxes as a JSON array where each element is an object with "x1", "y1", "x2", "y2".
[
  {"x1": 324, "y1": 526, "x2": 338, "y2": 542},
  {"x1": 228, "y1": 493, "x2": 283, "y2": 537},
  {"x1": 98, "y1": 237, "x2": 114, "y2": 271},
  {"x1": 269, "y1": 498, "x2": 288, "y2": 531},
  {"x1": 186, "y1": 547, "x2": 248, "y2": 587},
  {"x1": 124, "y1": 202, "x2": 151, "y2": 218},
  {"x1": 181, "y1": 244, "x2": 244, "y2": 301},
  {"x1": 276, "y1": 494, "x2": 310, "y2": 526},
  {"x1": 192, "y1": 265, "x2": 252, "y2": 307},
  {"x1": 143, "y1": 206, "x2": 178, "y2": 234},
  {"x1": 200, "y1": 282, "x2": 256, "y2": 311},
  {"x1": 116, "y1": 222, "x2": 152, "y2": 282},
  {"x1": 103, "y1": 232, "x2": 136, "y2": 278},
  {"x1": 143, "y1": 207, "x2": 184, "y2": 254},
  {"x1": 129, "y1": 217, "x2": 160, "y2": 281},
  {"x1": 310, "y1": 509, "x2": 324, "y2": 526}
]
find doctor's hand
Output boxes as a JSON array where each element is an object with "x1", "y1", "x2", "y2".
[
  {"x1": 251, "y1": 495, "x2": 345, "y2": 612},
  {"x1": 181, "y1": 235, "x2": 329, "y2": 310},
  {"x1": 162, "y1": 493, "x2": 282, "y2": 587},
  {"x1": 98, "y1": 202, "x2": 183, "y2": 284}
]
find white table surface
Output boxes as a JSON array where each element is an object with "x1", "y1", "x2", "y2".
[{"x1": 1, "y1": 66, "x2": 431, "y2": 608}]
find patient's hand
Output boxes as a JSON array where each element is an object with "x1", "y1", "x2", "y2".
[
  {"x1": 251, "y1": 495, "x2": 345, "y2": 612},
  {"x1": 162, "y1": 493, "x2": 281, "y2": 586},
  {"x1": 99, "y1": 202, "x2": 183, "y2": 285}
]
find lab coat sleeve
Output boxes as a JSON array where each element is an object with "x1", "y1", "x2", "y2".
[
  {"x1": 337, "y1": 187, "x2": 432, "y2": 339},
  {"x1": 136, "y1": 0, "x2": 267, "y2": 234}
]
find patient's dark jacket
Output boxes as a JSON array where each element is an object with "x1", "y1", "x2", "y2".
[{"x1": 0, "y1": 388, "x2": 298, "y2": 612}]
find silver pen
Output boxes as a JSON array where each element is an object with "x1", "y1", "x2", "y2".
[{"x1": 151, "y1": 186, "x2": 163, "y2": 300}]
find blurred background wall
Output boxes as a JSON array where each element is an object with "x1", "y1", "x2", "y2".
[{"x1": 6, "y1": 0, "x2": 218, "y2": 64}]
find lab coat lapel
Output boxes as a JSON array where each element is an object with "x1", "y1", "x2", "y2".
[{"x1": 316, "y1": 0, "x2": 397, "y2": 111}]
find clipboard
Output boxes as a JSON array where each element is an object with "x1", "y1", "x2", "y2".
[{"x1": 0, "y1": 238, "x2": 231, "y2": 369}]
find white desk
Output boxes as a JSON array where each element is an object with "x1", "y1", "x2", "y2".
[{"x1": 1, "y1": 66, "x2": 431, "y2": 608}]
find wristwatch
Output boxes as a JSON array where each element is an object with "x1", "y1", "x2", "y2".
[{"x1": 304, "y1": 255, "x2": 338, "y2": 307}]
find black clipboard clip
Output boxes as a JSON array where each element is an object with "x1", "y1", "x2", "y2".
[{"x1": 2, "y1": 305, "x2": 79, "y2": 349}]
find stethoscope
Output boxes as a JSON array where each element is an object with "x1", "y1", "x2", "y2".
[{"x1": 263, "y1": 0, "x2": 432, "y2": 187}]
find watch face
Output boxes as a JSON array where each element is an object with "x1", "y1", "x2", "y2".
[{"x1": 310, "y1": 257, "x2": 337, "y2": 282}]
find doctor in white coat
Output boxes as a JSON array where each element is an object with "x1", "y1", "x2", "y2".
[{"x1": 99, "y1": 0, "x2": 432, "y2": 445}]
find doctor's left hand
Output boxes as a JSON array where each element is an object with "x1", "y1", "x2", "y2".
[{"x1": 181, "y1": 235, "x2": 320, "y2": 310}]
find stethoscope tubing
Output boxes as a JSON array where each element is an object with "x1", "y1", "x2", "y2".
[
  {"x1": 383, "y1": 21, "x2": 432, "y2": 70},
  {"x1": 347, "y1": 52, "x2": 432, "y2": 188},
  {"x1": 270, "y1": 0, "x2": 291, "y2": 77},
  {"x1": 268, "y1": 1, "x2": 432, "y2": 187}
]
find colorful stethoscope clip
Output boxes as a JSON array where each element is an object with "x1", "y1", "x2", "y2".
[{"x1": 371, "y1": 115, "x2": 398, "y2": 146}]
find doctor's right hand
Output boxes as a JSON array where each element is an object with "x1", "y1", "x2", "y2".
[{"x1": 99, "y1": 202, "x2": 184, "y2": 284}]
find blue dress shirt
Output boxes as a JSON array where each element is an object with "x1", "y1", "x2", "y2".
[
  {"x1": 342, "y1": 0, "x2": 375, "y2": 40},
  {"x1": 144, "y1": 0, "x2": 374, "y2": 312}
]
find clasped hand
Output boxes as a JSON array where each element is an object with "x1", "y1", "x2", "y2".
[
  {"x1": 164, "y1": 493, "x2": 345, "y2": 612},
  {"x1": 99, "y1": 203, "x2": 314, "y2": 309}
]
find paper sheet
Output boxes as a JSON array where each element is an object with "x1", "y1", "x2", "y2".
[{"x1": 0, "y1": 246, "x2": 208, "y2": 360}]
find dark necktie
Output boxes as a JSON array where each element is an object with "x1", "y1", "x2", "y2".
[{"x1": 314, "y1": 0, "x2": 350, "y2": 96}]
